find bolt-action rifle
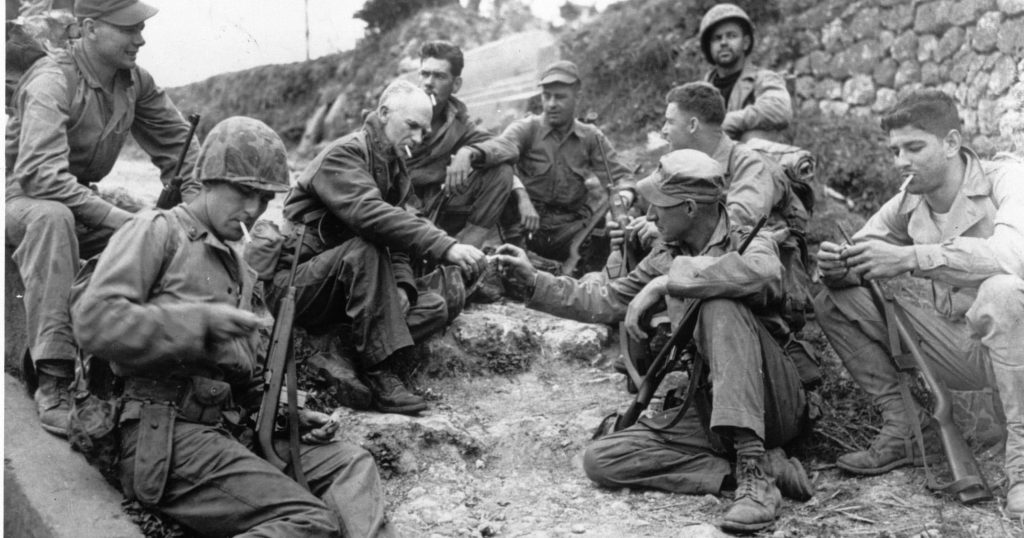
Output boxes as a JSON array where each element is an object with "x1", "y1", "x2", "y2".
[
  {"x1": 838, "y1": 226, "x2": 991, "y2": 504},
  {"x1": 155, "y1": 113, "x2": 200, "y2": 210},
  {"x1": 597, "y1": 215, "x2": 767, "y2": 437},
  {"x1": 256, "y1": 226, "x2": 309, "y2": 489}
]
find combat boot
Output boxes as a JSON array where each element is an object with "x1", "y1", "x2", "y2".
[
  {"x1": 35, "y1": 372, "x2": 72, "y2": 437},
  {"x1": 364, "y1": 370, "x2": 427, "y2": 415},
  {"x1": 764, "y1": 448, "x2": 814, "y2": 501},
  {"x1": 720, "y1": 456, "x2": 782, "y2": 534},
  {"x1": 837, "y1": 417, "x2": 943, "y2": 475}
]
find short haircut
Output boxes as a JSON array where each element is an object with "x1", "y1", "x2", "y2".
[
  {"x1": 419, "y1": 40, "x2": 464, "y2": 78},
  {"x1": 665, "y1": 82, "x2": 725, "y2": 126},
  {"x1": 379, "y1": 79, "x2": 424, "y2": 111},
  {"x1": 880, "y1": 90, "x2": 962, "y2": 138}
]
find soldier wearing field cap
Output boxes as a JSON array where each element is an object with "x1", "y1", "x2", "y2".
[
  {"x1": 470, "y1": 59, "x2": 636, "y2": 264},
  {"x1": 6, "y1": 0, "x2": 199, "y2": 436},
  {"x1": 73, "y1": 117, "x2": 395, "y2": 538},
  {"x1": 494, "y1": 149, "x2": 814, "y2": 534}
]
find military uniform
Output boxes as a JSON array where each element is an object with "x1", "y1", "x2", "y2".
[
  {"x1": 71, "y1": 117, "x2": 393, "y2": 538},
  {"x1": 816, "y1": 149, "x2": 1024, "y2": 495},
  {"x1": 474, "y1": 115, "x2": 635, "y2": 261},
  {"x1": 704, "y1": 64, "x2": 792, "y2": 143},
  {"x1": 5, "y1": 39, "x2": 199, "y2": 373},
  {"x1": 272, "y1": 112, "x2": 456, "y2": 371},
  {"x1": 405, "y1": 96, "x2": 514, "y2": 244}
]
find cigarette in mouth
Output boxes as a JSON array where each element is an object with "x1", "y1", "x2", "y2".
[
  {"x1": 900, "y1": 172, "x2": 915, "y2": 190},
  {"x1": 429, "y1": 94, "x2": 436, "y2": 107},
  {"x1": 239, "y1": 221, "x2": 252, "y2": 243},
  {"x1": 404, "y1": 145, "x2": 413, "y2": 158}
]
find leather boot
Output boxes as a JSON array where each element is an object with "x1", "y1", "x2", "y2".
[
  {"x1": 720, "y1": 456, "x2": 782, "y2": 534},
  {"x1": 764, "y1": 448, "x2": 814, "y2": 501},
  {"x1": 837, "y1": 416, "x2": 943, "y2": 475},
  {"x1": 1007, "y1": 479, "x2": 1024, "y2": 518},
  {"x1": 364, "y1": 370, "x2": 427, "y2": 415},
  {"x1": 35, "y1": 372, "x2": 72, "y2": 437},
  {"x1": 307, "y1": 351, "x2": 373, "y2": 410}
]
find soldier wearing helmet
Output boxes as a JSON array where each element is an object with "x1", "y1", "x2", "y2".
[
  {"x1": 72, "y1": 116, "x2": 396, "y2": 537},
  {"x1": 698, "y1": 3, "x2": 793, "y2": 142}
]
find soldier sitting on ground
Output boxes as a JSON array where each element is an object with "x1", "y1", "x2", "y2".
[
  {"x1": 815, "y1": 90, "x2": 1024, "y2": 518},
  {"x1": 268, "y1": 79, "x2": 485, "y2": 415},
  {"x1": 72, "y1": 116, "x2": 396, "y2": 537},
  {"x1": 493, "y1": 149, "x2": 814, "y2": 534}
]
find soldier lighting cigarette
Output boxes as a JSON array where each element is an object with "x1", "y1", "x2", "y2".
[
  {"x1": 239, "y1": 221, "x2": 252, "y2": 243},
  {"x1": 404, "y1": 145, "x2": 413, "y2": 158}
]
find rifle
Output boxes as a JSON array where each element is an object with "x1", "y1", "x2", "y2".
[
  {"x1": 837, "y1": 226, "x2": 991, "y2": 504},
  {"x1": 155, "y1": 113, "x2": 200, "y2": 210},
  {"x1": 256, "y1": 225, "x2": 309, "y2": 489},
  {"x1": 561, "y1": 198, "x2": 611, "y2": 277},
  {"x1": 600, "y1": 215, "x2": 768, "y2": 435}
]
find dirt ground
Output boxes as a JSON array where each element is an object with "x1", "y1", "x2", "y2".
[{"x1": 96, "y1": 157, "x2": 1024, "y2": 538}]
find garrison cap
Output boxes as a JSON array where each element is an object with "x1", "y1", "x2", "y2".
[
  {"x1": 75, "y1": 0, "x2": 158, "y2": 26},
  {"x1": 539, "y1": 60, "x2": 580, "y2": 86},
  {"x1": 196, "y1": 116, "x2": 290, "y2": 193},
  {"x1": 637, "y1": 149, "x2": 725, "y2": 207}
]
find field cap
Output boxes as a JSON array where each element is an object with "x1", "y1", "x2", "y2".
[
  {"x1": 637, "y1": 149, "x2": 725, "y2": 207},
  {"x1": 539, "y1": 60, "x2": 580, "y2": 86},
  {"x1": 75, "y1": 0, "x2": 158, "y2": 25},
  {"x1": 196, "y1": 117, "x2": 290, "y2": 193}
]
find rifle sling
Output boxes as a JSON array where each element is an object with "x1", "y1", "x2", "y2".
[
  {"x1": 643, "y1": 347, "x2": 706, "y2": 433},
  {"x1": 285, "y1": 343, "x2": 309, "y2": 490}
]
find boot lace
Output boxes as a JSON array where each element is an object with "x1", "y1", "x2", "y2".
[{"x1": 735, "y1": 458, "x2": 768, "y2": 499}]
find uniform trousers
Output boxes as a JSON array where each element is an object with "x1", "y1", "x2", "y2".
[
  {"x1": 417, "y1": 163, "x2": 514, "y2": 236},
  {"x1": 5, "y1": 197, "x2": 114, "y2": 372},
  {"x1": 584, "y1": 298, "x2": 807, "y2": 494},
  {"x1": 815, "y1": 275, "x2": 1024, "y2": 479},
  {"x1": 119, "y1": 420, "x2": 392, "y2": 538}
]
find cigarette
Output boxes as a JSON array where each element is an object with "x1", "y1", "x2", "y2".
[
  {"x1": 239, "y1": 221, "x2": 252, "y2": 243},
  {"x1": 404, "y1": 145, "x2": 413, "y2": 158},
  {"x1": 900, "y1": 172, "x2": 915, "y2": 190},
  {"x1": 429, "y1": 94, "x2": 436, "y2": 107}
]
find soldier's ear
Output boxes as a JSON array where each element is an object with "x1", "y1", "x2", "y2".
[
  {"x1": 379, "y1": 105, "x2": 390, "y2": 122},
  {"x1": 452, "y1": 76, "x2": 462, "y2": 95},
  {"x1": 943, "y1": 130, "x2": 962, "y2": 158}
]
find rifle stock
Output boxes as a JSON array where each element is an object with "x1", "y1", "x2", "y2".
[
  {"x1": 838, "y1": 226, "x2": 991, "y2": 504},
  {"x1": 561, "y1": 199, "x2": 611, "y2": 277},
  {"x1": 155, "y1": 113, "x2": 200, "y2": 209},
  {"x1": 256, "y1": 226, "x2": 308, "y2": 488}
]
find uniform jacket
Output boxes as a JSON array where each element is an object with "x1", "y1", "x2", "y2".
[
  {"x1": 405, "y1": 96, "x2": 496, "y2": 188},
  {"x1": 528, "y1": 213, "x2": 788, "y2": 334},
  {"x1": 713, "y1": 134, "x2": 807, "y2": 232},
  {"x1": 705, "y1": 63, "x2": 792, "y2": 142},
  {"x1": 475, "y1": 115, "x2": 636, "y2": 211},
  {"x1": 282, "y1": 114, "x2": 458, "y2": 300},
  {"x1": 849, "y1": 149, "x2": 1024, "y2": 319},
  {"x1": 72, "y1": 206, "x2": 260, "y2": 386},
  {"x1": 5, "y1": 42, "x2": 199, "y2": 229}
]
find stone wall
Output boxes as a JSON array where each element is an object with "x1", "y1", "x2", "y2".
[{"x1": 761, "y1": 0, "x2": 1024, "y2": 154}]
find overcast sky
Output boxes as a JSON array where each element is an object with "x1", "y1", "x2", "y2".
[{"x1": 139, "y1": 0, "x2": 612, "y2": 87}]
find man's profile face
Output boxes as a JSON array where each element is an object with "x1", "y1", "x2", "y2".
[
  {"x1": 420, "y1": 57, "x2": 460, "y2": 109},
  {"x1": 646, "y1": 200, "x2": 692, "y2": 244},
  {"x1": 709, "y1": 21, "x2": 749, "y2": 69},
  {"x1": 381, "y1": 92, "x2": 432, "y2": 154},
  {"x1": 662, "y1": 103, "x2": 697, "y2": 151},
  {"x1": 86, "y1": 19, "x2": 147, "y2": 71},
  {"x1": 203, "y1": 182, "x2": 273, "y2": 242},
  {"x1": 887, "y1": 125, "x2": 956, "y2": 197},
  {"x1": 541, "y1": 83, "x2": 579, "y2": 129}
]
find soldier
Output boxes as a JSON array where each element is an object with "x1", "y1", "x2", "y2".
[
  {"x1": 494, "y1": 149, "x2": 813, "y2": 534},
  {"x1": 6, "y1": 0, "x2": 199, "y2": 436},
  {"x1": 471, "y1": 59, "x2": 636, "y2": 263},
  {"x1": 71, "y1": 117, "x2": 395, "y2": 537},
  {"x1": 815, "y1": 90, "x2": 1024, "y2": 517},
  {"x1": 697, "y1": 3, "x2": 792, "y2": 142},
  {"x1": 270, "y1": 79, "x2": 485, "y2": 415},
  {"x1": 407, "y1": 40, "x2": 516, "y2": 248}
]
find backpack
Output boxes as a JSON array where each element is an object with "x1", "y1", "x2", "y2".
[
  {"x1": 742, "y1": 137, "x2": 817, "y2": 217},
  {"x1": 5, "y1": 13, "x2": 78, "y2": 107}
]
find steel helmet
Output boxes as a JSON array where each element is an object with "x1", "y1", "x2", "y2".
[
  {"x1": 195, "y1": 116, "x2": 290, "y2": 192},
  {"x1": 698, "y1": 3, "x2": 755, "y2": 64}
]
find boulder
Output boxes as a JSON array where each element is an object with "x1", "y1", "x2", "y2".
[
  {"x1": 831, "y1": 40, "x2": 882, "y2": 78},
  {"x1": 997, "y1": 15, "x2": 1024, "y2": 56},
  {"x1": 949, "y1": 51, "x2": 981, "y2": 83},
  {"x1": 819, "y1": 100, "x2": 850, "y2": 116},
  {"x1": 873, "y1": 88, "x2": 899, "y2": 112},
  {"x1": 935, "y1": 26, "x2": 965, "y2": 62},
  {"x1": 873, "y1": 58, "x2": 899, "y2": 87},
  {"x1": 987, "y1": 54, "x2": 1019, "y2": 95},
  {"x1": 808, "y1": 50, "x2": 832, "y2": 76},
  {"x1": 849, "y1": 7, "x2": 880, "y2": 39},
  {"x1": 921, "y1": 62, "x2": 943, "y2": 85},
  {"x1": 949, "y1": 0, "x2": 996, "y2": 26},
  {"x1": 917, "y1": 34, "x2": 938, "y2": 63},
  {"x1": 977, "y1": 98, "x2": 1004, "y2": 135},
  {"x1": 881, "y1": 3, "x2": 915, "y2": 31},
  {"x1": 894, "y1": 61, "x2": 921, "y2": 87},
  {"x1": 814, "y1": 78, "x2": 843, "y2": 100},
  {"x1": 843, "y1": 75, "x2": 876, "y2": 105},
  {"x1": 913, "y1": 0, "x2": 954, "y2": 34},
  {"x1": 972, "y1": 11, "x2": 1003, "y2": 52},
  {"x1": 997, "y1": 0, "x2": 1024, "y2": 14},
  {"x1": 820, "y1": 18, "x2": 849, "y2": 54},
  {"x1": 890, "y1": 30, "x2": 918, "y2": 62}
]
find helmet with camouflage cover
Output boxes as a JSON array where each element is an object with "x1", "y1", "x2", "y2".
[
  {"x1": 698, "y1": 3, "x2": 755, "y2": 64},
  {"x1": 195, "y1": 116, "x2": 290, "y2": 192}
]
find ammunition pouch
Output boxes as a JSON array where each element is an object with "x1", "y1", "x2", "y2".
[
  {"x1": 123, "y1": 376, "x2": 235, "y2": 426},
  {"x1": 132, "y1": 403, "x2": 175, "y2": 504}
]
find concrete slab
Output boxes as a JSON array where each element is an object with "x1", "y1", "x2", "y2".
[{"x1": 4, "y1": 374, "x2": 142, "y2": 538}]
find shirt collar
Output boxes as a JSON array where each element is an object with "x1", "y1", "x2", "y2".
[
  {"x1": 174, "y1": 205, "x2": 235, "y2": 254},
  {"x1": 539, "y1": 117, "x2": 585, "y2": 141}
]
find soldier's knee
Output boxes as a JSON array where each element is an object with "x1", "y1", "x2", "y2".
[
  {"x1": 582, "y1": 439, "x2": 622, "y2": 486},
  {"x1": 24, "y1": 200, "x2": 75, "y2": 232},
  {"x1": 814, "y1": 285, "x2": 871, "y2": 330},
  {"x1": 974, "y1": 275, "x2": 1024, "y2": 313}
]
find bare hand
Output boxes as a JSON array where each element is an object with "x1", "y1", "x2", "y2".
[
  {"x1": 299, "y1": 408, "x2": 340, "y2": 444},
  {"x1": 444, "y1": 243, "x2": 486, "y2": 275},
  {"x1": 445, "y1": 148, "x2": 475, "y2": 195},
  {"x1": 635, "y1": 218, "x2": 660, "y2": 249},
  {"x1": 397, "y1": 288, "x2": 410, "y2": 316},
  {"x1": 816, "y1": 240, "x2": 849, "y2": 281},
  {"x1": 843, "y1": 240, "x2": 916, "y2": 280},
  {"x1": 206, "y1": 304, "x2": 261, "y2": 342},
  {"x1": 492, "y1": 244, "x2": 537, "y2": 286},
  {"x1": 517, "y1": 194, "x2": 540, "y2": 233},
  {"x1": 624, "y1": 276, "x2": 668, "y2": 341}
]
